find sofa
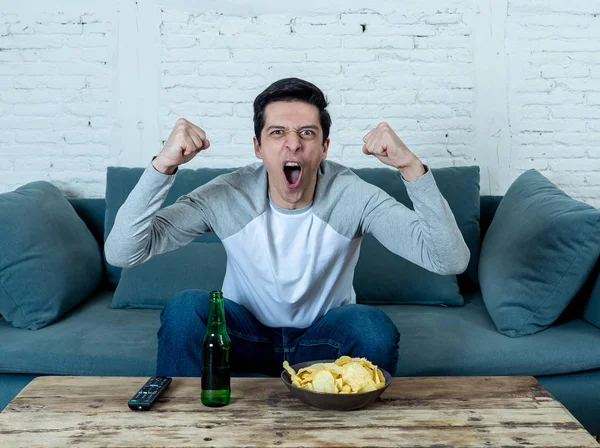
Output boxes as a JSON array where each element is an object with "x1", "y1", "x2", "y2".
[{"x1": 1, "y1": 163, "x2": 599, "y2": 437}]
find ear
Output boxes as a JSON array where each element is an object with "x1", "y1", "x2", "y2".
[
  {"x1": 321, "y1": 137, "x2": 330, "y2": 161},
  {"x1": 253, "y1": 136, "x2": 262, "y2": 160}
]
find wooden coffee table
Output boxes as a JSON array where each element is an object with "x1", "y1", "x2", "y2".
[{"x1": 0, "y1": 376, "x2": 597, "y2": 447}]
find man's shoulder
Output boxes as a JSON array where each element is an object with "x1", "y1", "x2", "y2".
[
  {"x1": 318, "y1": 160, "x2": 369, "y2": 190},
  {"x1": 314, "y1": 160, "x2": 380, "y2": 208}
]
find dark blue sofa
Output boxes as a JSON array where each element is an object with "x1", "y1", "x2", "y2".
[{"x1": 1, "y1": 187, "x2": 599, "y2": 437}]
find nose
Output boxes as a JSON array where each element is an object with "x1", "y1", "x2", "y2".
[{"x1": 284, "y1": 131, "x2": 301, "y2": 152}]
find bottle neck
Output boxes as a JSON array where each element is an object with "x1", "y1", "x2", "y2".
[{"x1": 207, "y1": 295, "x2": 227, "y2": 332}]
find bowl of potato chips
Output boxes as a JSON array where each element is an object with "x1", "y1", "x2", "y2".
[{"x1": 281, "y1": 356, "x2": 392, "y2": 411}]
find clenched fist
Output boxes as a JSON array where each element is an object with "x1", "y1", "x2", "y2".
[
  {"x1": 362, "y1": 122, "x2": 426, "y2": 181},
  {"x1": 152, "y1": 118, "x2": 210, "y2": 174}
]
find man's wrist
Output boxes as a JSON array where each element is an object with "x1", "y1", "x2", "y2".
[
  {"x1": 152, "y1": 157, "x2": 177, "y2": 175},
  {"x1": 398, "y1": 160, "x2": 426, "y2": 182}
]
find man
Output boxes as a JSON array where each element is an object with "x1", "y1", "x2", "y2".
[{"x1": 105, "y1": 77, "x2": 470, "y2": 377}]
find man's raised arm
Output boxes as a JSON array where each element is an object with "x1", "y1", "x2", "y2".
[
  {"x1": 359, "y1": 122, "x2": 470, "y2": 275},
  {"x1": 104, "y1": 118, "x2": 212, "y2": 268}
]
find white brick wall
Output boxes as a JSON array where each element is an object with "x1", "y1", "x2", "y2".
[
  {"x1": 507, "y1": 0, "x2": 600, "y2": 208},
  {"x1": 0, "y1": 0, "x2": 599, "y2": 208}
]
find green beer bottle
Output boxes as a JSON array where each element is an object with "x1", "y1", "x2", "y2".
[{"x1": 201, "y1": 290, "x2": 231, "y2": 407}]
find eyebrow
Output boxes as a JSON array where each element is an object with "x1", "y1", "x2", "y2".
[{"x1": 266, "y1": 125, "x2": 320, "y2": 131}]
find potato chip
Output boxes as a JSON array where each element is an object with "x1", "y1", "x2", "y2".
[
  {"x1": 283, "y1": 356, "x2": 387, "y2": 394},
  {"x1": 312, "y1": 370, "x2": 337, "y2": 393},
  {"x1": 335, "y1": 356, "x2": 353, "y2": 366},
  {"x1": 341, "y1": 362, "x2": 372, "y2": 392}
]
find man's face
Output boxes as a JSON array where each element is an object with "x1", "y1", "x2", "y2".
[{"x1": 254, "y1": 101, "x2": 330, "y2": 210}]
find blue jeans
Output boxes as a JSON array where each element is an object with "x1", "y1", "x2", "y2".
[{"x1": 156, "y1": 289, "x2": 400, "y2": 377}]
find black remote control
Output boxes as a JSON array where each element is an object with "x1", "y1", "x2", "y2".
[{"x1": 128, "y1": 376, "x2": 172, "y2": 411}]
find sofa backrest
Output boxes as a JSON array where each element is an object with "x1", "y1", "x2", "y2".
[{"x1": 69, "y1": 195, "x2": 503, "y2": 253}]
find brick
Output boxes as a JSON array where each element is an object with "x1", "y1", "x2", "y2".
[
  {"x1": 547, "y1": 172, "x2": 600, "y2": 187},
  {"x1": 195, "y1": 35, "x2": 281, "y2": 50},
  {"x1": 160, "y1": 10, "x2": 191, "y2": 24},
  {"x1": 14, "y1": 131, "x2": 63, "y2": 144},
  {"x1": 0, "y1": 34, "x2": 64, "y2": 49},
  {"x1": 517, "y1": 90, "x2": 584, "y2": 105},
  {"x1": 587, "y1": 93, "x2": 600, "y2": 105},
  {"x1": 162, "y1": 48, "x2": 230, "y2": 63},
  {"x1": 329, "y1": 104, "x2": 455, "y2": 119},
  {"x1": 418, "y1": 89, "x2": 472, "y2": 104},
  {"x1": 549, "y1": 159, "x2": 600, "y2": 172},
  {"x1": 343, "y1": 90, "x2": 416, "y2": 105},
  {"x1": 337, "y1": 118, "x2": 419, "y2": 132},
  {"x1": 13, "y1": 103, "x2": 63, "y2": 116},
  {"x1": 34, "y1": 23, "x2": 85, "y2": 35},
  {"x1": 0, "y1": 131, "x2": 14, "y2": 143},
  {"x1": 232, "y1": 50, "x2": 305, "y2": 63},
  {"x1": 411, "y1": 62, "x2": 471, "y2": 76},
  {"x1": 516, "y1": 25, "x2": 599, "y2": 40},
  {"x1": 541, "y1": 64, "x2": 590, "y2": 79},
  {"x1": 522, "y1": 105, "x2": 550, "y2": 119},
  {"x1": 162, "y1": 36, "x2": 197, "y2": 50},
  {"x1": 515, "y1": 158, "x2": 551, "y2": 171},
  {"x1": 160, "y1": 62, "x2": 197, "y2": 76},
  {"x1": 41, "y1": 48, "x2": 84, "y2": 62},
  {"x1": 344, "y1": 35, "x2": 413, "y2": 49},
  {"x1": 65, "y1": 103, "x2": 109, "y2": 117},
  {"x1": 555, "y1": 78, "x2": 600, "y2": 92},
  {"x1": 307, "y1": 49, "x2": 374, "y2": 62},
  {"x1": 551, "y1": 106, "x2": 600, "y2": 119},
  {"x1": 517, "y1": 145, "x2": 587, "y2": 159},
  {"x1": 293, "y1": 23, "x2": 361, "y2": 36},
  {"x1": 415, "y1": 36, "x2": 471, "y2": 49},
  {"x1": 163, "y1": 88, "x2": 257, "y2": 103},
  {"x1": 0, "y1": 13, "x2": 19, "y2": 24},
  {"x1": 11, "y1": 76, "x2": 46, "y2": 89},
  {"x1": 518, "y1": 118, "x2": 587, "y2": 133},
  {"x1": 419, "y1": 117, "x2": 473, "y2": 131},
  {"x1": 64, "y1": 34, "x2": 108, "y2": 48},
  {"x1": 271, "y1": 36, "x2": 341, "y2": 50},
  {"x1": 62, "y1": 144, "x2": 110, "y2": 156},
  {"x1": 162, "y1": 75, "x2": 235, "y2": 90},
  {"x1": 425, "y1": 13, "x2": 462, "y2": 25},
  {"x1": 385, "y1": 12, "x2": 421, "y2": 25},
  {"x1": 83, "y1": 22, "x2": 110, "y2": 34},
  {"x1": 339, "y1": 13, "x2": 388, "y2": 29},
  {"x1": 169, "y1": 102, "x2": 233, "y2": 117},
  {"x1": 383, "y1": 24, "x2": 438, "y2": 37},
  {"x1": 516, "y1": 13, "x2": 594, "y2": 28}
]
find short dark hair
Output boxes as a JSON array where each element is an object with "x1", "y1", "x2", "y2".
[{"x1": 253, "y1": 77, "x2": 331, "y2": 145}]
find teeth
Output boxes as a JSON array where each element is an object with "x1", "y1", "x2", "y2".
[{"x1": 285, "y1": 162, "x2": 300, "y2": 167}]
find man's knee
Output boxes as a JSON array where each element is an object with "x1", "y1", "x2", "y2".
[
  {"x1": 335, "y1": 305, "x2": 400, "y2": 373},
  {"x1": 160, "y1": 289, "x2": 210, "y2": 329},
  {"x1": 338, "y1": 304, "x2": 400, "y2": 345}
]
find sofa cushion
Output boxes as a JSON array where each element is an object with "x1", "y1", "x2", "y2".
[
  {"x1": 583, "y1": 264, "x2": 600, "y2": 329},
  {"x1": 0, "y1": 182, "x2": 103, "y2": 330},
  {"x1": 478, "y1": 169, "x2": 600, "y2": 337},
  {"x1": 0, "y1": 290, "x2": 159, "y2": 376},
  {"x1": 112, "y1": 243, "x2": 227, "y2": 309},
  {"x1": 387, "y1": 290, "x2": 600, "y2": 377},
  {"x1": 104, "y1": 167, "x2": 235, "y2": 289},
  {"x1": 2, "y1": 289, "x2": 600, "y2": 379},
  {"x1": 352, "y1": 165, "x2": 480, "y2": 305}
]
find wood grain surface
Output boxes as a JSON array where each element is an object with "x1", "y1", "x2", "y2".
[{"x1": 0, "y1": 375, "x2": 597, "y2": 447}]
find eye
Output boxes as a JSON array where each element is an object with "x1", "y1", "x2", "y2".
[
  {"x1": 271, "y1": 129, "x2": 284, "y2": 135},
  {"x1": 300, "y1": 129, "x2": 315, "y2": 136}
]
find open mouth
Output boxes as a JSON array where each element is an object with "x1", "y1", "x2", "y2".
[{"x1": 283, "y1": 161, "x2": 302, "y2": 189}]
